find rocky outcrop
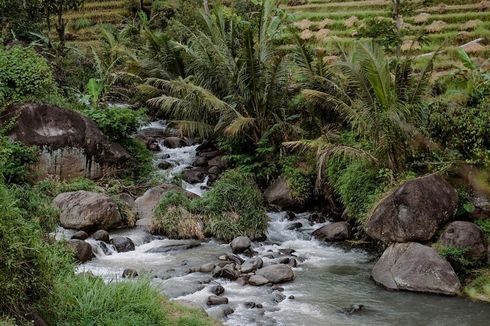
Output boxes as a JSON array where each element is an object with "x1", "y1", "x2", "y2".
[
  {"x1": 0, "y1": 103, "x2": 131, "y2": 180},
  {"x1": 54, "y1": 191, "x2": 122, "y2": 231},
  {"x1": 256, "y1": 265, "x2": 295, "y2": 284},
  {"x1": 312, "y1": 222, "x2": 350, "y2": 241},
  {"x1": 263, "y1": 176, "x2": 298, "y2": 209},
  {"x1": 372, "y1": 242, "x2": 461, "y2": 295},
  {"x1": 366, "y1": 174, "x2": 458, "y2": 243},
  {"x1": 439, "y1": 221, "x2": 487, "y2": 261}
]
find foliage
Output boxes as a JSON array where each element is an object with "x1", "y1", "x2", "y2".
[
  {"x1": 73, "y1": 18, "x2": 94, "y2": 30},
  {"x1": 281, "y1": 154, "x2": 315, "y2": 204},
  {"x1": 0, "y1": 0, "x2": 43, "y2": 41},
  {"x1": 464, "y1": 269, "x2": 490, "y2": 303},
  {"x1": 40, "y1": 275, "x2": 216, "y2": 326},
  {"x1": 356, "y1": 17, "x2": 402, "y2": 53},
  {"x1": 119, "y1": 138, "x2": 154, "y2": 180},
  {"x1": 0, "y1": 45, "x2": 57, "y2": 103},
  {"x1": 474, "y1": 219, "x2": 490, "y2": 237},
  {"x1": 83, "y1": 106, "x2": 148, "y2": 141},
  {"x1": 0, "y1": 181, "x2": 73, "y2": 319},
  {"x1": 0, "y1": 137, "x2": 38, "y2": 184},
  {"x1": 435, "y1": 244, "x2": 477, "y2": 276}
]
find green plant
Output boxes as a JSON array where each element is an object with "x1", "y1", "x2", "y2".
[
  {"x1": 281, "y1": 154, "x2": 315, "y2": 204},
  {"x1": 0, "y1": 137, "x2": 38, "y2": 184},
  {"x1": 0, "y1": 45, "x2": 57, "y2": 102},
  {"x1": 0, "y1": 181, "x2": 73, "y2": 319},
  {"x1": 83, "y1": 107, "x2": 148, "y2": 141},
  {"x1": 73, "y1": 18, "x2": 94, "y2": 30},
  {"x1": 464, "y1": 269, "x2": 490, "y2": 303},
  {"x1": 40, "y1": 275, "x2": 215, "y2": 325},
  {"x1": 119, "y1": 138, "x2": 154, "y2": 180},
  {"x1": 475, "y1": 219, "x2": 490, "y2": 236},
  {"x1": 357, "y1": 17, "x2": 402, "y2": 52},
  {"x1": 435, "y1": 244, "x2": 476, "y2": 276}
]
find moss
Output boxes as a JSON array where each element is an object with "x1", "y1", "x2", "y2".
[
  {"x1": 475, "y1": 219, "x2": 490, "y2": 237},
  {"x1": 464, "y1": 269, "x2": 490, "y2": 303}
]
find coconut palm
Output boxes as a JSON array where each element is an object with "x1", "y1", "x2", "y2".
[
  {"x1": 287, "y1": 41, "x2": 437, "y2": 179},
  {"x1": 145, "y1": 0, "x2": 298, "y2": 145}
]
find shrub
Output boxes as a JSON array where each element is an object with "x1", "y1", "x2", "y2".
[
  {"x1": 0, "y1": 182, "x2": 72, "y2": 318},
  {"x1": 281, "y1": 154, "x2": 315, "y2": 205},
  {"x1": 40, "y1": 275, "x2": 215, "y2": 326},
  {"x1": 119, "y1": 138, "x2": 154, "y2": 180},
  {"x1": 0, "y1": 45, "x2": 57, "y2": 103},
  {"x1": 435, "y1": 244, "x2": 477, "y2": 276},
  {"x1": 0, "y1": 136, "x2": 38, "y2": 184},
  {"x1": 464, "y1": 269, "x2": 490, "y2": 303},
  {"x1": 83, "y1": 107, "x2": 148, "y2": 141},
  {"x1": 73, "y1": 18, "x2": 94, "y2": 30}
]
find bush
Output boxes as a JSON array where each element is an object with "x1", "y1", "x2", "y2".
[
  {"x1": 83, "y1": 107, "x2": 148, "y2": 141},
  {"x1": 464, "y1": 269, "x2": 490, "y2": 303},
  {"x1": 0, "y1": 136, "x2": 38, "y2": 184},
  {"x1": 435, "y1": 244, "x2": 477, "y2": 276},
  {"x1": 0, "y1": 45, "x2": 57, "y2": 103},
  {"x1": 281, "y1": 154, "x2": 315, "y2": 205},
  {"x1": 73, "y1": 18, "x2": 94, "y2": 30},
  {"x1": 0, "y1": 182, "x2": 72, "y2": 318},
  {"x1": 119, "y1": 138, "x2": 154, "y2": 180},
  {"x1": 40, "y1": 275, "x2": 215, "y2": 326},
  {"x1": 326, "y1": 157, "x2": 384, "y2": 221}
]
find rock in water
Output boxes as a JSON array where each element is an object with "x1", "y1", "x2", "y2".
[
  {"x1": 371, "y1": 242, "x2": 461, "y2": 295},
  {"x1": 241, "y1": 257, "x2": 263, "y2": 273},
  {"x1": 71, "y1": 231, "x2": 89, "y2": 240},
  {"x1": 110, "y1": 237, "x2": 135, "y2": 252},
  {"x1": 256, "y1": 265, "x2": 295, "y2": 284},
  {"x1": 248, "y1": 275, "x2": 269, "y2": 286},
  {"x1": 67, "y1": 239, "x2": 93, "y2": 263},
  {"x1": 366, "y1": 174, "x2": 458, "y2": 242},
  {"x1": 312, "y1": 222, "x2": 350, "y2": 241},
  {"x1": 164, "y1": 137, "x2": 186, "y2": 148},
  {"x1": 230, "y1": 236, "x2": 251, "y2": 254},
  {"x1": 210, "y1": 284, "x2": 225, "y2": 296},
  {"x1": 122, "y1": 269, "x2": 138, "y2": 278},
  {"x1": 207, "y1": 295, "x2": 229, "y2": 306},
  {"x1": 338, "y1": 304, "x2": 364, "y2": 315},
  {"x1": 263, "y1": 176, "x2": 299, "y2": 209},
  {"x1": 213, "y1": 264, "x2": 239, "y2": 280},
  {"x1": 54, "y1": 191, "x2": 122, "y2": 231},
  {"x1": 91, "y1": 230, "x2": 110, "y2": 243},
  {"x1": 439, "y1": 221, "x2": 487, "y2": 262}
]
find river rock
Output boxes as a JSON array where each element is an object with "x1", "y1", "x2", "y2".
[
  {"x1": 439, "y1": 221, "x2": 487, "y2": 261},
  {"x1": 236, "y1": 277, "x2": 248, "y2": 286},
  {"x1": 207, "y1": 295, "x2": 229, "y2": 306},
  {"x1": 199, "y1": 263, "x2": 216, "y2": 273},
  {"x1": 256, "y1": 265, "x2": 295, "y2": 284},
  {"x1": 91, "y1": 230, "x2": 110, "y2": 243},
  {"x1": 469, "y1": 192, "x2": 490, "y2": 219},
  {"x1": 54, "y1": 191, "x2": 122, "y2": 231},
  {"x1": 0, "y1": 103, "x2": 131, "y2": 180},
  {"x1": 122, "y1": 268, "x2": 138, "y2": 278},
  {"x1": 158, "y1": 161, "x2": 172, "y2": 170},
  {"x1": 145, "y1": 240, "x2": 201, "y2": 253},
  {"x1": 249, "y1": 275, "x2": 269, "y2": 286},
  {"x1": 110, "y1": 236, "x2": 135, "y2": 252},
  {"x1": 272, "y1": 291, "x2": 286, "y2": 303},
  {"x1": 263, "y1": 176, "x2": 299, "y2": 209},
  {"x1": 210, "y1": 284, "x2": 225, "y2": 295},
  {"x1": 182, "y1": 169, "x2": 207, "y2": 183},
  {"x1": 312, "y1": 222, "x2": 351, "y2": 241},
  {"x1": 71, "y1": 230, "x2": 89, "y2": 240},
  {"x1": 193, "y1": 156, "x2": 208, "y2": 167},
  {"x1": 221, "y1": 305, "x2": 234, "y2": 317},
  {"x1": 208, "y1": 156, "x2": 227, "y2": 169},
  {"x1": 230, "y1": 236, "x2": 251, "y2": 254},
  {"x1": 164, "y1": 137, "x2": 186, "y2": 148},
  {"x1": 213, "y1": 264, "x2": 239, "y2": 280},
  {"x1": 241, "y1": 257, "x2": 263, "y2": 273},
  {"x1": 371, "y1": 242, "x2": 461, "y2": 295},
  {"x1": 366, "y1": 174, "x2": 458, "y2": 243},
  {"x1": 67, "y1": 239, "x2": 93, "y2": 263},
  {"x1": 174, "y1": 300, "x2": 207, "y2": 315}
]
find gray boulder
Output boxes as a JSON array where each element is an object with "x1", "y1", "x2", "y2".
[
  {"x1": 439, "y1": 221, "x2": 487, "y2": 261},
  {"x1": 207, "y1": 295, "x2": 229, "y2": 306},
  {"x1": 372, "y1": 242, "x2": 461, "y2": 295},
  {"x1": 312, "y1": 222, "x2": 350, "y2": 241},
  {"x1": 164, "y1": 137, "x2": 186, "y2": 148},
  {"x1": 241, "y1": 257, "x2": 263, "y2": 273},
  {"x1": 230, "y1": 236, "x2": 251, "y2": 254},
  {"x1": 366, "y1": 174, "x2": 458, "y2": 242},
  {"x1": 263, "y1": 176, "x2": 299, "y2": 209},
  {"x1": 256, "y1": 265, "x2": 295, "y2": 284},
  {"x1": 71, "y1": 231, "x2": 89, "y2": 240},
  {"x1": 248, "y1": 275, "x2": 269, "y2": 286},
  {"x1": 91, "y1": 230, "x2": 110, "y2": 243},
  {"x1": 213, "y1": 264, "x2": 239, "y2": 280},
  {"x1": 54, "y1": 191, "x2": 122, "y2": 231},
  {"x1": 110, "y1": 237, "x2": 135, "y2": 252},
  {"x1": 67, "y1": 239, "x2": 93, "y2": 263}
]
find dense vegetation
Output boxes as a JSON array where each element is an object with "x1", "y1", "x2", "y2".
[{"x1": 1, "y1": 0, "x2": 489, "y2": 323}]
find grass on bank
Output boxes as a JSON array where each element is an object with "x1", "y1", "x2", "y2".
[{"x1": 464, "y1": 269, "x2": 490, "y2": 303}]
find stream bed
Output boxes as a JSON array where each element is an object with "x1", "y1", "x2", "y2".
[{"x1": 70, "y1": 122, "x2": 490, "y2": 325}]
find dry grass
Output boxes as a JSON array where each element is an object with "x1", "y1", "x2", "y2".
[
  {"x1": 457, "y1": 31, "x2": 472, "y2": 42},
  {"x1": 344, "y1": 16, "x2": 359, "y2": 28},
  {"x1": 413, "y1": 12, "x2": 431, "y2": 24},
  {"x1": 426, "y1": 20, "x2": 448, "y2": 33},
  {"x1": 317, "y1": 18, "x2": 334, "y2": 29},
  {"x1": 295, "y1": 18, "x2": 313, "y2": 30},
  {"x1": 300, "y1": 29, "x2": 314, "y2": 40},
  {"x1": 401, "y1": 40, "x2": 421, "y2": 52},
  {"x1": 437, "y1": 3, "x2": 448, "y2": 14},
  {"x1": 461, "y1": 19, "x2": 482, "y2": 31},
  {"x1": 315, "y1": 28, "x2": 331, "y2": 41},
  {"x1": 462, "y1": 42, "x2": 486, "y2": 53},
  {"x1": 323, "y1": 55, "x2": 339, "y2": 64},
  {"x1": 479, "y1": 1, "x2": 489, "y2": 12}
]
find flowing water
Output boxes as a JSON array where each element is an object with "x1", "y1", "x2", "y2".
[{"x1": 68, "y1": 122, "x2": 490, "y2": 325}]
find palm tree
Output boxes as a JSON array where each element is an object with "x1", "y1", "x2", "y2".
[
  {"x1": 287, "y1": 41, "x2": 436, "y2": 181},
  {"x1": 145, "y1": 0, "x2": 297, "y2": 145}
]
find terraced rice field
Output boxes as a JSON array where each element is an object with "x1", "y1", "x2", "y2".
[{"x1": 283, "y1": 0, "x2": 490, "y2": 71}]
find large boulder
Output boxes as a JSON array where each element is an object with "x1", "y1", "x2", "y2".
[
  {"x1": 256, "y1": 265, "x2": 295, "y2": 284},
  {"x1": 54, "y1": 191, "x2": 122, "y2": 231},
  {"x1": 0, "y1": 103, "x2": 131, "y2": 180},
  {"x1": 439, "y1": 221, "x2": 487, "y2": 261},
  {"x1": 312, "y1": 222, "x2": 350, "y2": 241},
  {"x1": 110, "y1": 236, "x2": 135, "y2": 252},
  {"x1": 366, "y1": 174, "x2": 458, "y2": 243},
  {"x1": 134, "y1": 185, "x2": 196, "y2": 223},
  {"x1": 263, "y1": 176, "x2": 298, "y2": 209},
  {"x1": 67, "y1": 239, "x2": 93, "y2": 263},
  {"x1": 163, "y1": 137, "x2": 186, "y2": 148},
  {"x1": 372, "y1": 242, "x2": 461, "y2": 295}
]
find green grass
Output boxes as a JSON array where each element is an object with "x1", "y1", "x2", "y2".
[
  {"x1": 40, "y1": 275, "x2": 218, "y2": 326},
  {"x1": 464, "y1": 269, "x2": 490, "y2": 303}
]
